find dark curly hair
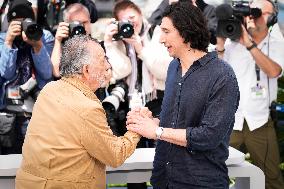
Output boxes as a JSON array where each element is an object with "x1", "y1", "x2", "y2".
[{"x1": 162, "y1": 1, "x2": 210, "y2": 52}]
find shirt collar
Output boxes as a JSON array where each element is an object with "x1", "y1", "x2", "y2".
[
  {"x1": 61, "y1": 77, "x2": 99, "y2": 102},
  {"x1": 197, "y1": 51, "x2": 217, "y2": 66}
]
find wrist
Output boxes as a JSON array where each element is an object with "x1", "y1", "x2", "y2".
[
  {"x1": 246, "y1": 41, "x2": 257, "y2": 51},
  {"x1": 4, "y1": 36, "x2": 14, "y2": 47},
  {"x1": 4, "y1": 40, "x2": 13, "y2": 48},
  {"x1": 215, "y1": 47, "x2": 225, "y2": 54},
  {"x1": 155, "y1": 127, "x2": 164, "y2": 140}
]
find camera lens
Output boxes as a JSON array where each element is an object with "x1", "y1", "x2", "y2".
[
  {"x1": 27, "y1": 25, "x2": 39, "y2": 35},
  {"x1": 226, "y1": 24, "x2": 235, "y2": 34},
  {"x1": 113, "y1": 21, "x2": 134, "y2": 40},
  {"x1": 22, "y1": 18, "x2": 43, "y2": 41},
  {"x1": 69, "y1": 21, "x2": 86, "y2": 38},
  {"x1": 120, "y1": 23, "x2": 134, "y2": 38},
  {"x1": 71, "y1": 26, "x2": 86, "y2": 36}
]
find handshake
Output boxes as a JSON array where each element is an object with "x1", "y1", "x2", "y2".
[{"x1": 126, "y1": 107, "x2": 162, "y2": 140}]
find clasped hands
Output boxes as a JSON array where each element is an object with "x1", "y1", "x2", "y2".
[{"x1": 126, "y1": 107, "x2": 160, "y2": 140}]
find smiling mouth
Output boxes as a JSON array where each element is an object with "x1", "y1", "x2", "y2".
[{"x1": 165, "y1": 45, "x2": 172, "y2": 51}]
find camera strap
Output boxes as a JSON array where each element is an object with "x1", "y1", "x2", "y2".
[
  {"x1": 253, "y1": 31, "x2": 273, "y2": 105},
  {"x1": 255, "y1": 64, "x2": 260, "y2": 83}
]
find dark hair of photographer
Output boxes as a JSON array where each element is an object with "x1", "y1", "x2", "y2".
[{"x1": 162, "y1": 1, "x2": 210, "y2": 52}]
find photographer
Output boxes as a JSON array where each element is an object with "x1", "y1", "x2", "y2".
[
  {"x1": 104, "y1": 0, "x2": 172, "y2": 119},
  {"x1": 0, "y1": 0, "x2": 54, "y2": 154},
  {"x1": 103, "y1": 0, "x2": 172, "y2": 188},
  {"x1": 217, "y1": 0, "x2": 284, "y2": 188},
  {"x1": 51, "y1": 3, "x2": 91, "y2": 78}
]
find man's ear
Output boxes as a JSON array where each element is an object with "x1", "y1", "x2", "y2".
[{"x1": 82, "y1": 64, "x2": 89, "y2": 79}]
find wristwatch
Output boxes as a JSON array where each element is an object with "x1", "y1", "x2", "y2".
[
  {"x1": 246, "y1": 41, "x2": 257, "y2": 51},
  {"x1": 155, "y1": 127, "x2": 164, "y2": 140}
]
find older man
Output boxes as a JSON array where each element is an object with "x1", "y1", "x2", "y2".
[{"x1": 15, "y1": 35, "x2": 141, "y2": 189}]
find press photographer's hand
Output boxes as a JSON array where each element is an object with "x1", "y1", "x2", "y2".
[
  {"x1": 239, "y1": 17, "x2": 255, "y2": 47},
  {"x1": 55, "y1": 22, "x2": 69, "y2": 42},
  {"x1": 123, "y1": 34, "x2": 143, "y2": 54},
  {"x1": 104, "y1": 18, "x2": 118, "y2": 44},
  {"x1": 5, "y1": 20, "x2": 22, "y2": 47}
]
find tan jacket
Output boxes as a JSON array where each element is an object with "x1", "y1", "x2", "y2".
[{"x1": 15, "y1": 77, "x2": 140, "y2": 189}]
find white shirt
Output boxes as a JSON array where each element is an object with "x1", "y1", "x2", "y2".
[{"x1": 224, "y1": 32, "x2": 284, "y2": 131}]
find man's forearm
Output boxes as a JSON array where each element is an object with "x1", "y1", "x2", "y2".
[
  {"x1": 249, "y1": 46, "x2": 281, "y2": 78},
  {"x1": 160, "y1": 128, "x2": 187, "y2": 147}
]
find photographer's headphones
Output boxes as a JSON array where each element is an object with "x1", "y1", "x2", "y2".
[{"x1": 266, "y1": 0, "x2": 278, "y2": 28}]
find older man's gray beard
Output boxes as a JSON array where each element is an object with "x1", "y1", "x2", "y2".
[{"x1": 90, "y1": 73, "x2": 107, "y2": 88}]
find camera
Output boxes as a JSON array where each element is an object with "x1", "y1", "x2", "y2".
[
  {"x1": 112, "y1": 20, "x2": 134, "y2": 40},
  {"x1": 69, "y1": 21, "x2": 86, "y2": 38},
  {"x1": 22, "y1": 18, "x2": 43, "y2": 41},
  {"x1": 216, "y1": 1, "x2": 262, "y2": 40},
  {"x1": 102, "y1": 82, "x2": 128, "y2": 112},
  {"x1": 5, "y1": 77, "x2": 38, "y2": 114}
]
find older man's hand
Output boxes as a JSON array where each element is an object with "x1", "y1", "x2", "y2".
[
  {"x1": 126, "y1": 114, "x2": 159, "y2": 139},
  {"x1": 127, "y1": 107, "x2": 153, "y2": 119}
]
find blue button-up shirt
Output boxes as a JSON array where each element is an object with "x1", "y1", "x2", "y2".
[
  {"x1": 0, "y1": 30, "x2": 54, "y2": 109},
  {"x1": 151, "y1": 52, "x2": 240, "y2": 189}
]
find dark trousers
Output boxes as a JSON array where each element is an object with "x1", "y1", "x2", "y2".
[
  {"x1": 230, "y1": 119, "x2": 284, "y2": 189},
  {"x1": 0, "y1": 116, "x2": 29, "y2": 154}
]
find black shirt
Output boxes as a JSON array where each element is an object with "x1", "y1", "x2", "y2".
[{"x1": 151, "y1": 52, "x2": 240, "y2": 189}]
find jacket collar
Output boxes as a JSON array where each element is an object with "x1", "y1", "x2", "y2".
[{"x1": 61, "y1": 77, "x2": 99, "y2": 102}]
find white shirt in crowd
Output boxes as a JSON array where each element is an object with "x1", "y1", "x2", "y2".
[{"x1": 224, "y1": 27, "x2": 284, "y2": 131}]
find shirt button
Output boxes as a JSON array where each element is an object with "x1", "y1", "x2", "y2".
[
  {"x1": 178, "y1": 82, "x2": 181, "y2": 86},
  {"x1": 166, "y1": 162, "x2": 170, "y2": 165}
]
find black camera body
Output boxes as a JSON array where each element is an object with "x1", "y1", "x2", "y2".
[
  {"x1": 69, "y1": 21, "x2": 86, "y2": 38},
  {"x1": 216, "y1": 1, "x2": 262, "y2": 41},
  {"x1": 113, "y1": 20, "x2": 134, "y2": 41},
  {"x1": 217, "y1": 18, "x2": 242, "y2": 41},
  {"x1": 22, "y1": 18, "x2": 43, "y2": 41}
]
